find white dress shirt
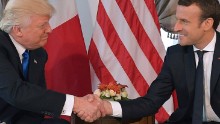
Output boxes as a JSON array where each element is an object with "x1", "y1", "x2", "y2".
[
  {"x1": 110, "y1": 33, "x2": 220, "y2": 122},
  {"x1": 9, "y1": 35, "x2": 74, "y2": 116},
  {"x1": 193, "y1": 33, "x2": 220, "y2": 122}
]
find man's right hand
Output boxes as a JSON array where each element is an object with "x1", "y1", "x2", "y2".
[{"x1": 73, "y1": 94, "x2": 103, "y2": 122}]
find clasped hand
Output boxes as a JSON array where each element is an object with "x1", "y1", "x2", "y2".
[{"x1": 73, "y1": 94, "x2": 112, "y2": 122}]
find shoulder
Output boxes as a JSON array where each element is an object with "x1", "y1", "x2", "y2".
[
  {"x1": 0, "y1": 30, "x2": 17, "y2": 56},
  {"x1": 0, "y1": 30, "x2": 11, "y2": 43},
  {"x1": 0, "y1": 30, "x2": 12, "y2": 46},
  {"x1": 217, "y1": 31, "x2": 220, "y2": 39},
  {"x1": 166, "y1": 44, "x2": 192, "y2": 55}
]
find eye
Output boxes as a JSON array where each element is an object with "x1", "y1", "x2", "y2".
[
  {"x1": 38, "y1": 22, "x2": 49, "y2": 29},
  {"x1": 181, "y1": 19, "x2": 189, "y2": 25}
]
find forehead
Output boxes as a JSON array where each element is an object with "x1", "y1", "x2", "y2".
[
  {"x1": 30, "y1": 15, "x2": 50, "y2": 23},
  {"x1": 176, "y1": 4, "x2": 202, "y2": 20}
]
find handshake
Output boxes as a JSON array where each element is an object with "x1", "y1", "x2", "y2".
[{"x1": 72, "y1": 94, "x2": 113, "y2": 122}]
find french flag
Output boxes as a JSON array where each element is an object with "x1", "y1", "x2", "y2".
[{"x1": 44, "y1": 0, "x2": 92, "y2": 121}]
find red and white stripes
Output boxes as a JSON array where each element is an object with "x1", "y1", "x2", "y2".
[{"x1": 89, "y1": 0, "x2": 174, "y2": 123}]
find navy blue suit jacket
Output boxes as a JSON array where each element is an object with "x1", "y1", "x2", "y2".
[
  {"x1": 119, "y1": 31, "x2": 220, "y2": 123},
  {"x1": 0, "y1": 30, "x2": 66, "y2": 124}
]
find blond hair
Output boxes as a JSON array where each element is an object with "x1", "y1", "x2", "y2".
[{"x1": 0, "y1": 0, "x2": 55, "y2": 33}]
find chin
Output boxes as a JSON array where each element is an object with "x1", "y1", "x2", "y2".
[
  {"x1": 179, "y1": 42, "x2": 187, "y2": 46},
  {"x1": 179, "y1": 41, "x2": 193, "y2": 46},
  {"x1": 41, "y1": 41, "x2": 48, "y2": 46}
]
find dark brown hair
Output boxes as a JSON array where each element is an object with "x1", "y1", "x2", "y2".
[{"x1": 178, "y1": 0, "x2": 220, "y2": 30}]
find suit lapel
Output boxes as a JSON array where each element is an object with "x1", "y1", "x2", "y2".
[
  {"x1": 4, "y1": 32, "x2": 24, "y2": 78},
  {"x1": 10, "y1": 49, "x2": 23, "y2": 76},
  {"x1": 13, "y1": 53, "x2": 23, "y2": 79},
  {"x1": 184, "y1": 46, "x2": 196, "y2": 98},
  {"x1": 28, "y1": 51, "x2": 39, "y2": 81},
  {"x1": 2, "y1": 31, "x2": 44, "y2": 83},
  {"x1": 210, "y1": 32, "x2": 220, "y2": 96}
]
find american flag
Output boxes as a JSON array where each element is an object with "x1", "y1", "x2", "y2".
[{"x1": 88, "y1": 0, "x2": 175, "y2": 123}]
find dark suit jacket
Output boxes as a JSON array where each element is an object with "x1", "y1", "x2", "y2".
[
  {"x1": 0, "y1": 30, "x2": 66, "y2": 124},
  {"x1": 119, "y1": 31, "x2": 220, "y2": 123}
]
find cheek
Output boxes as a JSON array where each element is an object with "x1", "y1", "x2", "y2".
[
  {"x1": 34, "y1": 32, "x2": 45, "y2": 41},
  {"x1": 39, "y1": 34, "x2": 48, "y2": 45},
  {"x1": 178, "y1": 35, "x2": 194, "y2": 46}
]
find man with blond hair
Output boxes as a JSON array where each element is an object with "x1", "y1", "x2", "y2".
[{"x1": 0, "y1": 0, "x2": 104, "y2": 123}]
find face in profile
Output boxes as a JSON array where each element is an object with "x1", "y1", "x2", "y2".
[
  {"x1": 174, "y1": 4, "x2": 208, "y2": 48},
  {"x1": 18, "y1": 15, "x2": 52, "y2": 50}
]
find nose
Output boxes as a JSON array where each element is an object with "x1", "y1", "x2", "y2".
[
  {"x1": 174, "y1": 21, "x2": 182, "y2": 32},
  {"x1": 45, "y1": 24, "x2": 52, "y2": 33}
]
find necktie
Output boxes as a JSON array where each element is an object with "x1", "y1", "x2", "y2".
[
  {"x1": 22, "y1": 50, "x2": 29, "y2": 79},
  {"x1": 192, "y1": 50, "x2": 206, "y2": 124}
]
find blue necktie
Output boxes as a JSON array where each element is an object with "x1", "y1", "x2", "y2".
[
  {"x1": 22, "y1": 50, "x2": 29, "y2": 79},
  {"x1": 192, "y1": 50, "x2": 206, "y2": 124}
]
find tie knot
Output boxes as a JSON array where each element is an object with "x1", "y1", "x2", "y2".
[
  {"x1": 22, "y1": 50, "x2": 29, "y2": 58},
  {"x1": 196, "y1": 50, "x2": 207, "y2": 59}
]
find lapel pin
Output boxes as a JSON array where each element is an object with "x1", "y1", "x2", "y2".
[
  {"x1": 34, "y1": 59, "x2": 37, "y2": 64},
  {"x1": 218, "y1": 57, "x2": 220, "y2": 60}
]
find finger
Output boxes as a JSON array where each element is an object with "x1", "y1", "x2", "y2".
[
  {"x1": 95, "y1": 110, "x2": 101, "y2": 119},
  {"x1": 77, "y1": 110, "x2": 85, "y2": 118},
  {"x1": 77, "y1": 111, "x2": 89, "y2": 121},
  {"x1": 87, "y1": 94, "x2": 95, "y2": 102},
  {"x1": 79, "y1": 114, "x2": 88, "y2": 121},
  {"x1": 94, "y1": 95, "x2": 101, "y2": 101},
  {"x1": 84, "y1": 115, "x2": 94, "y2": 122},
  {"x1": 101, "y1": 109, "x2": 106, "y2": 117},
  {"x1": 100, "y1": 103, "x2": 107, "y2": 117}
]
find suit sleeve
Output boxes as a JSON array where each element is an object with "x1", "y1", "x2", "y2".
[
  {"x1": 0, "y1": 47, "x2": 66, "y2": 118},
  {"x1": 119, "y1": 47, "x2": 174, "y2": 119}
]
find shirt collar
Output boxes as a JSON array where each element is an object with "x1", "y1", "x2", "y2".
[
  {"x1": 9, "y1": 35, "x2": 26, "y2": 60},
  {"x1": 193, "y1": 32, "x2": 216, "y2": 52}
]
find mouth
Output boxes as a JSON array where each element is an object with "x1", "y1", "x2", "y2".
[
  {"x1": 178, "y1": 34, "x2": 186, "y2": 40},
  {"x1": 178, "y1": 34, "x2": 185, "y2": 37},
  {"x1": 42, "y1": 36, "x2": 48, "y2": 40}
]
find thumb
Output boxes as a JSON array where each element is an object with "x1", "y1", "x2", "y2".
[{"x1": 86, "y1": 94, "x2": 95, "y2": 102}]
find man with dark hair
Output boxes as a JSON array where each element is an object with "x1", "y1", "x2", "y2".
[{"x1": 78, "y1": 0, "x2": 220, "y2": 123}]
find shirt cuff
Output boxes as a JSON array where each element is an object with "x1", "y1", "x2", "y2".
[
  {"x1": 61, "y1": 94, "x2": 74, "y2": 116},
  {"x1": 109, "y1": 101, "x2": 122, "y2": 117}
]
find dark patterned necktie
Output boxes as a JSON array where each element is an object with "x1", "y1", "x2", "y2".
[
  {"x1": 192, "y1": 50, "x2": 206, "y2": 124},
  {"x1": 22, "y1": 50, "x2": 29, "y2": 79}
]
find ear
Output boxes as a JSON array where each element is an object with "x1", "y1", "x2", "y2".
[
  {"x1": 11, "y1": 25, "x2": 23, "y2": 37},
  {"x1": 202, "y1": 18, "x2": 214, "y2": 31}
]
